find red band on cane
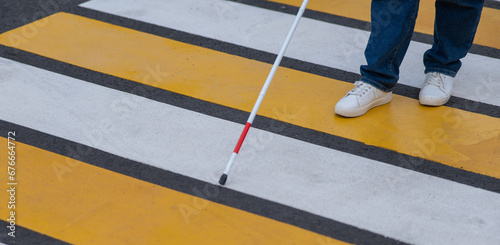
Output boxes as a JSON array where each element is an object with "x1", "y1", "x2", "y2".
[{"x1": 233, "y1": 122, "x2": 252, "y2": 154}]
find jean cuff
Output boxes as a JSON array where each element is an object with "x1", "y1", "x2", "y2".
[
  {"x1": 360, "y1": 77, "x2": 392, "y2": 92},
  {"x1": 424, "y1": 68, "x2": 457, "y2": 77}
]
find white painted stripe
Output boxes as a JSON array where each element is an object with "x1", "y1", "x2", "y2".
[
  {"x1": 1, "y1": 57, "x2": 499, "y2": 244},
  {"x1": 80, "y1": 0, "x2": 500, "y2": 108}
]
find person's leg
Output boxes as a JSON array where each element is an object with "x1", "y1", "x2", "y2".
[
  {"x1": 419, "y1": 0, "x2": 484, "y2": 106},
  {"x1": 335, "y1": 0, "x2": 420, "y2": 117},
  {"x1": 423, "y1": 0, "x2": 485, "y2": 76},
  {"x1": 360, "y1": 0, "x2": 421, "y2": 92}
]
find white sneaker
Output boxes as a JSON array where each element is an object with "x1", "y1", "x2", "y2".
[
  {"x1": 419, "y1": 72, "x2": 454, "y2": 106},
  {"x1": 335, "y1": 81, "x2": 392, "y2": 117}
]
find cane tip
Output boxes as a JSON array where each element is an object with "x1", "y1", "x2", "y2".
[{"x1": 219, "y1": 174, "x2": 228, "y2": 185}]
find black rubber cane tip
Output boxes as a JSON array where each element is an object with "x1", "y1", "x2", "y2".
[{"x1": 219, "y1": 174, "x2": 228, "y2": 185}]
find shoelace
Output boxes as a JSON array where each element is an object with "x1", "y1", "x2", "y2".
[
  {"x1": 425, "y1": 73, "x2": 445, "y2": 89},
  {"x1": 347, "y1": 81, "x2": 372, "y2": 97}
]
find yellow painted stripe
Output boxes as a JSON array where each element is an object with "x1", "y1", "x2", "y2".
[
  {"x1": 0, "y1": 13, "x2": 499, "y2": 180},
  {"x1": 272, "y1": 0, "x2": 500, "y2": 50},
  {"x1": 0, "y1": 137, "x2": 348, "y2": 244}
]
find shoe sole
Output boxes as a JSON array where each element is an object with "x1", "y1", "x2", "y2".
[
  {"x1": 419, "y1": 95, "x2": 451, "y2": 106},
  {"x1": 335, "y1": 93, "x2": 392, "y2": 117}
]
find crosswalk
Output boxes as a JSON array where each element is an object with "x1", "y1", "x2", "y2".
[{"x1": 0, "y1": 0, "x2": 499, "y2": 244}]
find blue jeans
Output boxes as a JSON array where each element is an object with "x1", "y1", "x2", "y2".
[{"x1": 360, "y1": 0, "x2": 485, "y2": 92}]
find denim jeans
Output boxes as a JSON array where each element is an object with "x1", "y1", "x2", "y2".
[{"x1": 360, "y1": 0, "x2": 485, "y2": 92}]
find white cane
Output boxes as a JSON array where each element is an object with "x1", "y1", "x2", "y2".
[{"x1": 219, "y1": 0, "x2": 309, "y2": 185}]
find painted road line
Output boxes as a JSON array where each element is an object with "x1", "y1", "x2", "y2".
[
  {"x1": 0, "y1": 138, "x2": 350, "y2": 245},
  {"x1": 79, "y1": 0, "x2": 500, "y2": 108},
  {"x1": 0, "y1": 220, "x2": 69, "y2": 245},
  {"x1": 1, "y1": 58, "x2": 500, "y2": 245},
  {"x1": 226, "y1": 0, "x2": 500, "y2": 59},
  {"x1": 1, "y1": 13, "x2": 499, "y2": 180},
  {"x1": 63, "y1": 6, "x2": 499, "y2": 118},
  {"x1": 0, "y1": 121, "x2": 409, "y2": 245},
  {"x1": 487, "y1": 0, "x2": 500, "y2": 8},
  {"x1": 2, "y1": 46, "x2": 498, "y2": 194},
  {"x1": 269, "y1": 0, "x2": 500, "y2": 50}
]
